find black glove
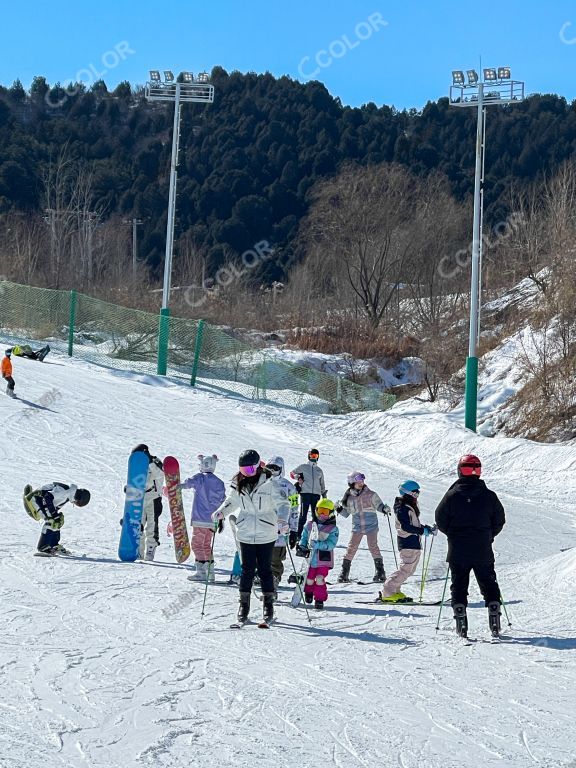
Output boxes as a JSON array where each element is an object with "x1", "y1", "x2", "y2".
[
  {"x1": 289, "y1": 531, "x2": 298, "y2": 549},
  {"x1": 296, "y1": 544, "x2": 310, "y2": 558},
  {"x1": 335, "y1": 503, "x2": 343, "y2": 514},
  {"x1": 294, "y1": 482, "x2": 302, "y2": 494},
  {"x1": 321, "y1": 490, "x2": 327, "y2": 499}
]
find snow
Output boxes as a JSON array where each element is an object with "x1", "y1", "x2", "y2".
[{"x1": 2, "y1": 348, "x2": 576, "y2": 768}]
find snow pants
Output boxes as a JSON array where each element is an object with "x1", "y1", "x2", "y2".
[
  {"x1": 298, "y1": 493, "x2": 320, "y2": 536},
  {"x1": 239, "y1": 541, "x2": 275, "y2": 593},
  {"x1": 449, "y1": 561, "x2": 501, "y2": 607},
  {"x1": 191, "y1": 527, "x2": 214, "y2": 562},
  {"x1": 345, "y1": 529, "x2": 382, "y2": 560},
  {"x1": 381, "y1": 548, "x2": 421, "y2": 597},
  {"x1": 3, "y1": 375, "x2": 15, "y2": 394},
  {"x1": 139, "y1": 496, "x2": 160, "y2": 558},
  {"x1": 37, "y1": 527, "x2": 61, "y2": 552},
  {"x1": 304, "y1": 565, "x2": 330, "y2": 602},
  {"x1": 271, "y1": 545, "x2": 287, "y2": 582}
]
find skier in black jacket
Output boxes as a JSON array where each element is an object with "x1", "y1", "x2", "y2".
[{"x1": 435, "y1": 454, "x2": 505, "y2": 637}]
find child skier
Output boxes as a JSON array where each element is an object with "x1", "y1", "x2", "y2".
[
  {"x1": 24, "y1": 482, "x2": 91, "y2": 555},
  {"x1": 181, "y1": 454, "x2": 226, "y2": 582},
  {"x1": 297, "y1": 498, "x2": 339, "y2": 609},
  {"x1": 265, "y1": 456, "x2": 299, "y2": 597},
  {"x1": 2, "y1": 348, "x2": 15, "y2": 397},
  {"x1": 291, "y1": 448, "x2": 326, "y2": 536},
  {"x1": 379, "y1": 480, "x2": 437, "y2": 603},
  {"x1": 336, "y1": 471, "x2": 391, "y2": 583}
]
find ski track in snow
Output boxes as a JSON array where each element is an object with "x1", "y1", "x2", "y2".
[{"x1": 1, "y1": 351, "x2": 576, "y2": 767}]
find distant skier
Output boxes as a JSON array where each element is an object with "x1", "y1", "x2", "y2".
[
  {"x1": 129, "y1": 444, "x2": 164, "y2": 561},
  {"x1": 435, "y1": 455, "x2": 506, "y2": 638},
  {"x1": 12, "y1": 343, "x2": 50, "y2": 361},
  {"x1": 297, "y1": 498, "x2": 339, "y2": 609},
  {"x1": 212, "y1": 449, "x2": 289, "y2": 625},
  {"x1": 336, "y1": 471, "x2": 391, "y2": 583},
  {"x1": 265, "y1": 456, "x2": 299, "y2": 597},
  {"x1": 180, "y1": 454, "x2": 226, "y2": 582},
  {"x1": 2, "y1": 348, "x2": 15, "y2": 397},
  {"x1": 23, "y1": 482, "x2": 90, "y2": 555},
  {"x1": 291, "y1": 448, "x2": 326, "y2": 537},
  {"x1": 378, "y1": 480, "x2": 437, "y2": 603}
]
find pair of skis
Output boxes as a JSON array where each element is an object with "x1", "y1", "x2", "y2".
[{"x1": 118, "y1": 453, "x2": 190, "y2": 563}]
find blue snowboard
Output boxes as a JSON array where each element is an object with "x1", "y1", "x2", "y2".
[{"x1": 118, "y1": 450, "x2": 149, "y2": 562}]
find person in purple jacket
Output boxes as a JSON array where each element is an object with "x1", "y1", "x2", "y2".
[{"x1": 181, "y1": 454, "x2": 226, "y2": 582}]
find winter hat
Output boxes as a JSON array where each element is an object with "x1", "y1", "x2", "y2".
[
  {"x1": 5, "y1": 348, "x2": 12, "y2": 357},
  {"x1": 265, "y1": 455, "x2": 285, "y2": 476},
  {"x1": 132, "y1": 444, "x2": 150, "y2": 456},
  {"x1": 239, "y1": 449, "x2": 260, "y2": 467},
  {"x1": 198, "y1": 454, "x2": 218, "y2": 473},
  {"x1": 458, "y1": 454, "x2": 482, "y2": 477},
  {"x1": 347, "y1": 471, "x2": 366, "y2": 485},
  {"x1": 398, "y1": 480, "x2": 420, "y2": 498}
]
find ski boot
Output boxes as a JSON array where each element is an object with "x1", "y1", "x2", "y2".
[
  {"x1": 453, "y1": 604, "x2": 468, "y2": 638},
  {"x1": 379, "y1": 591, "x2": 413, "y2": 604},
  {"x1": 372, "y1": 557, "x2": 386, "y2": 582},
  {"x1": 237, "y1": 592, "x2": 250, "y2": 624},
  {"x1": 188, "y1": 562, "x2": 206, "y2": 581},
  {"x1": 262, "y1": 593, "x2": 275, "y2": 624},
  {"x1": 314, "y1": 600, "x2": 324, "y2": 610},
  {"x1": 304, "y1": 592, "x2": 314, "y2": 604},
  {"x1": 488, "y1": 601, "x2": 501, "y2": 638},
  {"x1": 338, "y1": 558, "x2": 352, "y2": 583},
  {"x1": 52, "y1": 544, "x2": 71, "y2": 555}
]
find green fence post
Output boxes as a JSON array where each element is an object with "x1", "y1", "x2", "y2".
[
  {"x1": 157, "y1": 308, "x2": 170, "y2": 376},
  {"x1": 68, "y1": 290, "x2": 77, "y2": 357},
  {"x1": 190, "y1": 319, "x2": 205, "y2": 387}
]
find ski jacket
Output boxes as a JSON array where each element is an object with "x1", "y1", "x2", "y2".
[
  {"x1": 291, "y1": 461, "x2": 325, "y2": 496},
  {"x1": 181, "y1": 471, "x2": 226, "y2": 528},
  {"x1": 216, "y1": 473, "x2": 290, "y2": 545},
  {"x1": 31, "y1": 482, "x2": 77, "y2": 522},
  {"x1": 299, "y1": 520, "x2": 339, "y2": 568},
  {"x1": 339, "y1": 485, "x2": 388, "y2": 534},
  {"x1": 1, "y1": 356, "x2": 12, "y2": 378},
  {"x1": 435, "y1": 477, "x2": 505, "y2": 564},
  {"x1": 273, "y1": 476, "x2": 298, "y2": 546},
  {"x1": 394, "y1": 496, "x2": 424, "y2": 551}
]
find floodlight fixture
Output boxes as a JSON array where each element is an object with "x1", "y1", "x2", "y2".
[
  {"x1": 483, "y1": 68, "x2": 497, "y2": 82},
  {"x1": 452, "y1": 70, "x2": 465, "y2": 86},
  {"x1": 498, "y1": 66, "x2": 511, "y2": 80},
  {"x1": 467, "y1": 69, "x2": 479, "y2": 85},
  {"x1": 149, "y1": 70, "x2": 161, "y2": 82},
  {"x1": 197, "y1": 71, "x2": 210, "y2": 83},
  {"x1": 181, "y1": 71, "x2": 194, "y2": 83},
  {"x1": 164, "y1": 70, "x2": 174, "y2": 82}
]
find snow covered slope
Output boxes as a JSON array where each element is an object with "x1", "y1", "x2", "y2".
[{"x1": 1, "y1": 350, "x2": 575, "y2": 768}]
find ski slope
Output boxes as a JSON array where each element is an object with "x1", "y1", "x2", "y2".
[{"x1": 1, "y1": 350, "x2": 575, "y2": 768}]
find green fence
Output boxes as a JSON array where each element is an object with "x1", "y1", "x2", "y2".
[{"x1": 0, "y1": 281, "x2": 396, "y2": 415}]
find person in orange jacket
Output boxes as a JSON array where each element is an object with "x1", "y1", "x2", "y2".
[{"x1": 1, "y1": 349, "x2": 15, "y2": 398}]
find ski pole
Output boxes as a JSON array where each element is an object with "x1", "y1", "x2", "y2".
[
  {"x1": 419, "y1": 535, "x2": 435, "y2": 603},
  {"x1": 419, "y1": 536, "x2": 428, "y2": 603},
  {"x1": 286, "y1": 543, "x2": 312, "y2": 624},
  {"x1": 387, "y1": 512, "x2": 398, "y2": 570},
  {"x1": 435, "y1": 564, "x2": 450, "y2": 631},
  {"x1": 499, "y1": 589, "x2": 512, "y2": 628},
  {"x1": 200, "y1": 523, "x2": 218, "y2": 618}
]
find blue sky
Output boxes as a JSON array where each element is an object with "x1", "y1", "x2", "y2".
[{"x1": 2, "y1": 0, "x2": 575, "y2": 109}]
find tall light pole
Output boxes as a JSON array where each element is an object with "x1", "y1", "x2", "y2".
[
  {"x1": 145, "y1": 69, "x2": 214, "y2": 375},
  {"x1": 123, "y1": 217, "x2": 143, "y2": 281},
  {"x1": 449, "y1": 67, "x2": 525, "y2": 431}
]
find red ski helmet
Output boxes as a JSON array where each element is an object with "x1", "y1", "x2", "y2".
[{"x1": 458, "y1": 454, "x2": 482, "y2": 477}]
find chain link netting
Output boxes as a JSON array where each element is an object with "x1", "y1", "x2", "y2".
[{"x1": 0, "y1": 281, "x2": 395, "y2": 414}]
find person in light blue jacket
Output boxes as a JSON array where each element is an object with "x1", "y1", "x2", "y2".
[{"x1": 181, "y1": 454, "x2": 226, "y2": 582}]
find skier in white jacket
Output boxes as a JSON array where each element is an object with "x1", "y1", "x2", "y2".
[{"x1": 212, "y1": 449, "x2": 289, "y2": 624}]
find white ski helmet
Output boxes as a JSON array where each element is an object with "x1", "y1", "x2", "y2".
[
  {"x1": 265, "y1": 456, "x2": 285, "y2": 476},
  {"x1": 198, "y1": 454, "x2": 218, "y2": 473}
]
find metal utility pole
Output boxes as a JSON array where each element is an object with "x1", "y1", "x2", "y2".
[{"x1": 449, "y1": 67, "x2": 525, "y2": 431}]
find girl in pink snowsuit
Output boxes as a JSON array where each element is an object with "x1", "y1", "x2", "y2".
[{"x1": 298, "y1": 498, "x2": 339, "y2": 609}]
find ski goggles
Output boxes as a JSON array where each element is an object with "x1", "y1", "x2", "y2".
[
  {"x1": 239, "y1": 464, "x2": 259, "y2": 477},
  {"x1": 266, "y1": 464, "x2": 281, "y2": 474},
  {"x1": 350, "y1": 473, "x2": 366, "y2": 483},
  {"x1": 308, "y1": 451, "x2": 320, "y2": 460}
]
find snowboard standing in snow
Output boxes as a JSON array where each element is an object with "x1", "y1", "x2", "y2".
[
  {"x1": 163, "y1": 456, "x2": 191, "y2": 564},
  {"x1": 118, "y1": 450, "x2": 149, "y2": 562}
]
